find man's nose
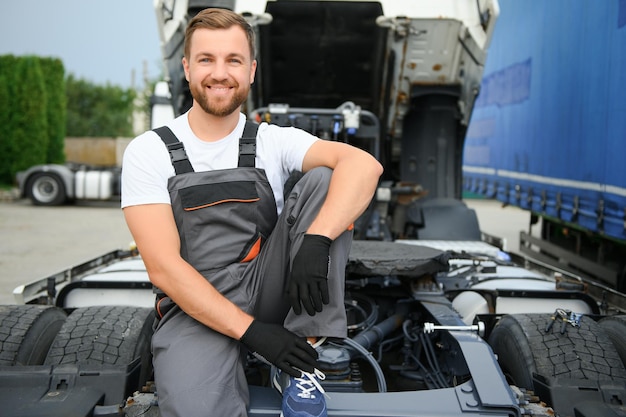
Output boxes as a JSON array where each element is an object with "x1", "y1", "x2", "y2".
[{"x1": 211, "y1": 60, "x2": 228, "y2": 80}]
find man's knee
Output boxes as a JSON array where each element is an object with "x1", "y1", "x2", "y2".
[
  {"x1": 292, "y1": 167, "x2": 332, "y2": 196},
  {"x1": 284, "y1": 167, "x2": 331, "y2": 200},
  {"x1": 306, "y1": 166, "x2": 332, "y2": 184}
]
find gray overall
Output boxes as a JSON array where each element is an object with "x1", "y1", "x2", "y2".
[{"x1": 151, "y1": 122, "x2": 351, "y2": 417}]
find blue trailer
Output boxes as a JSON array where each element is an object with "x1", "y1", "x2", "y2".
[{"x1": 463, "y1": 0, "x2": 626, "y2": 291}]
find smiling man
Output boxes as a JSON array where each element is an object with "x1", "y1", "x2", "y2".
[
  {"x1": 185, "y1": 25, "x2": 254, "y2": 119},
  {"x1": 121, "y1": 8, "x2": 382, "y2": 417}
]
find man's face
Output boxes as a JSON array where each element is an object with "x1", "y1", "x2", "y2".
[{"x1": 183, "y1": 26, "x2": 256, "y2": 117}]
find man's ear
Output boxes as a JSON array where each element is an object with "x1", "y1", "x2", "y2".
[
  {"x1": 249, "y1": 59, "x2": 257, "y2": 84},
  {"x1": 182, "y1": 57, "x2": 190, "y2": 82}
]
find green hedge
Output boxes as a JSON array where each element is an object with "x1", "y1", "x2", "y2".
[
  {"x1": 41, "y1": 57, "x2": 67, "y2": 164},
  {"x1": 0, "y1": 55, "x2": 67, "y2": 184},
  {"x1": 0, "y1": 55, "x2": 17, "y2": 184},
  {"x1": 0, "y1": 54, "x2": 139, "y2": 185},
  {"x1": 12, "y1": 56, "x2": 49, "y2": 175}
]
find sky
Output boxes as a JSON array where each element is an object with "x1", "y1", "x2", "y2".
[{"x1": 0, "y1": 1, "x2": 163, "y2": 89}]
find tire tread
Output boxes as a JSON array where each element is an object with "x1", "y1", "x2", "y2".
[
  {"x1": 491, "y1": 313, "x2": 626, "y2": 385},
  {"x1": 45, "y1": 305, "x2": 153, "y2": 366},
  {"x1": 0, "y1": 305, "x2": 67, "y2": 365}
]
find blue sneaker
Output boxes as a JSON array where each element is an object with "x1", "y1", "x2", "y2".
[{"x1": 274, "y1": 369, "x2": 328, "y2": 417}]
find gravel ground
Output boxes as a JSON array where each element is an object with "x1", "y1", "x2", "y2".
[{"x1": 0, "y1": 196, "x2": 531, "y2": 305}]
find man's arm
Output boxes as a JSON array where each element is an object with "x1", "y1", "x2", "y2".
[
  {"x1": 286, "y1": 140, "x2": 383, "y2": 315},
  {"x1": 302, "y1": 140, "x2": 383, "y2": 239},
  {"x1": 123, "y1": 204, "x2": 254, "y2": 339},
  {"x1": 124, "y1": 203, "x2": 319, "y2": 375}
]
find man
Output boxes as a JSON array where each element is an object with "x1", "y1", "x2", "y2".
[{"x1": 122, "y1": 7, "x2": 382, "y2": 417}]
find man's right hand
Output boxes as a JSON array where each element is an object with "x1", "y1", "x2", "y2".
[{"x1": 240, "y1": 320, "x2": 318, "y2": 377}]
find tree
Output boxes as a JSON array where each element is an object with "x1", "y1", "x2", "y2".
[{"x1": 66, "y1": 75, "x2": 136, "y2": 137}]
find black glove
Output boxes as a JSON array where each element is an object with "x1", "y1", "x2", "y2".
[
  {"x1": 240, "y1": 320, "x2": 318, "y2": 377},
  {"x1": 288, "y1": 234, "x2": 332, "y2": 316}
]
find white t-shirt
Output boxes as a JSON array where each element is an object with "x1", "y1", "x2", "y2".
[{"x1": 121, "y1": 112, "x2": 318, "y2": 214}]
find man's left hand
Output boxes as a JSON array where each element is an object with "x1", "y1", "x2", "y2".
[{"x1": 288, "y1": 234, "x2": 332, "y2": 315}]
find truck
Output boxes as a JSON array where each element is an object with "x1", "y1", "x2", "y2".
[
  {"x1": 2, "y1": 1, "x2": 626, "y2": 416},
  {"x1": 15, "y1": 162, "x2": 120, "y2": 206},
  {"x1": 462, "y1": 0, "x2": 626, "y2": 294}
]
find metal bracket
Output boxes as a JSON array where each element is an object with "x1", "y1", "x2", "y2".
[{"x1": 545, "y1": 308, "x2": 583, "y2": 334}]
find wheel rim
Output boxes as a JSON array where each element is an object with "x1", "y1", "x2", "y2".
[{"x1": 32, "y1": 175, "x2": 60, "y2": 203}]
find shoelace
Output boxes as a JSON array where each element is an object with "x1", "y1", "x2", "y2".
[
  {"x1": 309, "y1": 336, "x2": 327, "y2": 349},
  {"x1": 293, "y1": 368, "x2": 328, "y2": 399}
]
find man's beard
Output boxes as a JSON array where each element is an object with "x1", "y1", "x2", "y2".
[{"x1": 190, "y1": 79, "x2": 249, "y2": 117}]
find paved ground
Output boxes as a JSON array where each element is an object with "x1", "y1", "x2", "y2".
[
  {"x1": 465, "y1": 198, "x2": 533, "y2": 253},
  {"x1": 0, "y1": 198, "x2": 133, "y2": 304},
  {"x1": 0, "y1": 197, "x2": 532, "y2": 305}
]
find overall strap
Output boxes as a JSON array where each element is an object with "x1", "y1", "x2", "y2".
[
  {"x1": 154, "y1": 120, "x2": 259, "y2": 174},
  {"x1": 238, "y1": 121, "x2": 259, "y2": 168},
  {"x1": 153, "y1": 126, "x2": 194, "y2": 175}
]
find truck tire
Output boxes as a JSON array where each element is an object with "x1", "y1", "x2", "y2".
[
  {"x1": 27, "y1": 172, "x2": 67, "y2": 206},
  {"x1": 44, "y1": 306, "x2": 154, "y2": 388},
  {"x1": 0, "y1": 305, "x2": 67, "y2": 366},
  {"x1": 598, "y1": 315, "x2": 626, "y2": 368},
  {"x1": 488, "y1": 313, "x2": 626, "y2": 391}
]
